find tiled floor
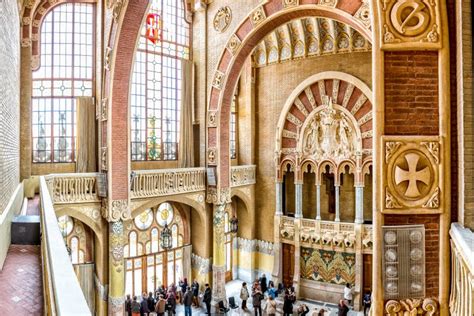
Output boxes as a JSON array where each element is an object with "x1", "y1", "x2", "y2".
[{"x1": 0, "y1": 245, "x2": 43, "y2": 315}]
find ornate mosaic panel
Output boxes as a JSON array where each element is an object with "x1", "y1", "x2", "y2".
[{"x1": 300, "y1": 247, "x2": 356, "y2": 285}]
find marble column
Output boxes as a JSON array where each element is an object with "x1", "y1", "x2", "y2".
[
  {"x1": 276, "y1": 181, "x2": 283, "y2": 216},
  {"x1": 295, "y1": 183, "x2": 303, "y2": 218},
  {"x1": 316, "y1": 184, "x2": 321, "y2": 220},
  {"x1": 335, "y1": 185, "x2": 340, "y2": 222},
  {"x1": 108, "y1": 221, "x2": 125, "y2": 316},
  {"x1": 212, "y1": 204, "x2": 227, "y2": 303},
  {"x1": 355, "y1": 186, "x2": 364, "y2": 224}
]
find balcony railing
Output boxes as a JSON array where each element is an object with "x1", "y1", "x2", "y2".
[
  {"x1": 39, "y1": 176, "x2": 92, "y2": 315},
  {"x1": 45, "y1": 173, "x2": 100, "y2": 204},
  {"x1": 449, "y1": 223, "x2": 474, "y2": 315},
  {"x1": 230, "y1": 165, "x2": 256, "y2": 187},
  {"x1": 131, "y1": 167, "x2": 206, "y2": 199}
]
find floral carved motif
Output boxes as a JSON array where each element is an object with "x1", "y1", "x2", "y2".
[
  {"x1": 385, "y1": 298, "x2": 438, "y2": 315},
  {"x1": 213, "y1": 7, "x2": 232, "y2": 33},
  {"x1": 250, "y1": 6, "x2": 266, "y2": 27},
  {"x1": 226, "y1": 34, "x2": 241, "y2": 55}
]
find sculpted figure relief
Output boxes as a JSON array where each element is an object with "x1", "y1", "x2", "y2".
[{"x1": 302, "y1": 96, "x2": 358, "y2": 161}]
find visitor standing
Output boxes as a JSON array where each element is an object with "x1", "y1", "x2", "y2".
[
  {"x1": 240, "y1": 282, "x2": 249, "y2": 311},
  {"x1": 259, "y1": 273, "x2": 268, "y2": 294},
  {"x1": 155, "y1": 295, "x2": 166, "y2": 316},
  {"x1": 343, "y1": 283, "x2": 354, "y2": 306},
  {"x1": 141, "y1": 293, "x2": 150, "y2": 316},
  {"x1": 252, "y1": 284, "x2": 264, "y2": 316},
  {"x1": 265, "y1": 296, "x2": 277, "y2": 316},
  {"x1": 191, "y1": 280, "x2": 200, "y2": 307},
  {"x1": 147, "y1": 292, "x2": 156, "y2": 313},
  {"x1": 166, "y1": 289, "x2": 176, "y2": 315},
  {"x1": 363, "y1": 291, "x2": 371, "y2": 315},
  {"x1": 267, "y1": 281, "x2": 277, "y2": 299},
  {"x1": 203, "y1": 283, "x2": 212, "y2": 315},
  {"x1": 338, "y1": 299, "x2": 349, "y2": 316},
  {"x1": 183, "y1": 286, "x2": 193, "y2": 316},
  {"x1": 131, "y1": 296, "x2": 141, "y2": 316},
  {"x1": 283, "y1": 288, "x2": 296, "y2": 316},
  {"x1": 125, "y1": 294, "x2": 132, "y2": 316}
]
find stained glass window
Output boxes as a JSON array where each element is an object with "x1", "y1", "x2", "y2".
[
  {"x1": 130, "y1": 0, "x2": 190, "y2": 161},
  {"x1": 230, "y1": 95, "x2": 237, "y2": 159},
  {"x1": 32, "y1": 3, "x2": 95, "y2": 163}
]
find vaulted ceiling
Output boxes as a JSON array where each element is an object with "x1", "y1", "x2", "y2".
[{"x1": 252, "y1": 17, "x2": 371, "y2": 67}]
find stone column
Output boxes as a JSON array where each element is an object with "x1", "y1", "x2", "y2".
[
  {"x1": 355, "y1": 186, "x2": 364, "y2": 224},
  {"x1": 212, "y1": 203, "x2": 227, "y2": 303},
  {"x1": 316, "y1": 184, "x2": 321, "y2": 220},
  {"x1": 335, "y1": 185, "x2": 340, "y2": 222},
  {"x1": 295, "y1": 183, "x2": 303, "y2": 218},
  {"x1": 108, "y1": 221, "x2": 125, "y2": 316},
  {"x1": 276, "y1": 181, "x2": 283, "y2": 216},
  {"x1": 20, "y1": 45, "x2": 32, "y2": 181}
]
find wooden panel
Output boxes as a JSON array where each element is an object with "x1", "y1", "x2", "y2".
[{"x1": 282, "y1": 243, "x2": 295, "y2": 288}]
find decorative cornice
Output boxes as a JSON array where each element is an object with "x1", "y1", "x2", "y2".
[{"x1": 235, "y1": 237, "x2": 275, "y2": 255}]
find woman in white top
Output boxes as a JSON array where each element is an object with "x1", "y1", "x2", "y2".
[{"x1": 343, "y1": 283, "x2": 354, "y2": 305}]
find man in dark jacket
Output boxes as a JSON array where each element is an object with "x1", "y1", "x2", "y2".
[
  {"x1": 203, "y1": 283, "x2": 212, "y2": 315},
  {"x1": 140, "y1": 293, "x2": 150, "y2": 316},
  {"x1": 147, "y1": 292, "x2": 156, "y2": 313},
  {"x1": 259, "y1": 274, "x2": 268, "y2": 294},
  {"x1": 183, "y1": 286, "x2": 193, "y2": 316},
  {"x1": 191, "y1": 280, "x2": 199, "y2": 306},
  {"x1": 125, "y1": 294, "x2": 132, "y2": 316}
]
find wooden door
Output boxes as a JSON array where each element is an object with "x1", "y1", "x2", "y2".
[
  {"x1": 282, "y1": 243, "x2": 295, "y2": 288},
  {"x1": 363, "y1": 254, "x2": 372, "y2": 294}
]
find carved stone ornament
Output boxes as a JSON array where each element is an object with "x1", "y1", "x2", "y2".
[
  {"x1": 207, "y1": 147, "x2": 217, "y2": 165},
  {"x1": 213, "y1": 6, "x2": 232, "y2": 33},
  {"x1": 101, "y1": 97, "x2": 108, "y2": 121},
  {"x1": 109, "y1": 295, "x2": 125, "y2": 314},
  {"x1": 379, "y1": 0, "x2": 441, "y2": 49},
  {"x1": 212, "y1": 70, "x2": 225, "y2": 90},
  {"x1": 191, "y1": 253, "x2": 212, "y2": 274},
  {"x1": 319, "y1": 0, "x2": 338, "y2": 7},
  {"x1": 236, "y1": 237, "x2": 275, "y2": 255},
  {"x1": 208, "y1": 111, "x2": 218, "y2": 127},
  {"x1": 282, "y1": 0, "x2": 299, "y2": 8},
  {"x1": 109, "y1": 220, "x2": 125, "y2": 278},
  {"x1": 104, "y1": 47, "x2": 112, "y2": 71},
  {"x1": 101, "y1": 147, "x2": 108, "y2": 171},
  {"x1": 110, "y1": 0, "x2": 124, "y2": 23},
  {"x1": 383, "y1": 136, "x2": 442, "y2": 213},
  {"x1": 226, "y1": 34, "x2": 241, "y2": 55},
  {"x1": 354, "y1": 0, "x2": 372, "y2": 29},
  {"x1": 250, "y1": 6, "x2": 266, "y2": 27},
  {"x1": 385, "y1": 298, "x2": 438, "y2": 315}
]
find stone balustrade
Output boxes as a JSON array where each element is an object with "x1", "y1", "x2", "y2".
[
  {"x1": 45, "y1": 173, "x2": 100, "y2": 204},
  {"x1": 131, "y1": 167, "x2": 206, "y2": 198},
  {"x1": 39, "y1": 176, "x2": 92, "y2": 315},
  {"x1": 230, "y1": 165, "x2": 256, "y2": 187},
  {"x1": 449, "y1": 223, "x2": 474, "y2": 315}
]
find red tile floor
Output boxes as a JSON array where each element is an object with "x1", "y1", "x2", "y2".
[{"x1": 0, "y1": 245, "x2": 43, "y2": 315}]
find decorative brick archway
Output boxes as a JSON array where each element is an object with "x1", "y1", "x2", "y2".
[{"x1": 205, "y1": 1, "x2": 372, "y2": 193}]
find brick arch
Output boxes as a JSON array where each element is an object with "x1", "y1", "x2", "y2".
[{"x1": 207, "y1": 1, "x2": 373, "y2": 189}]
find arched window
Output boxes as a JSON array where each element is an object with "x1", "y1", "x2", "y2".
[
  {"x1": 70, "y1": 237, "x2": 80, "y2": 264},
  {"x1": 32, "y1": 3, "x2": 95, "y2": 163},
  {"x1": 130, "y1": 0, "x2": 190, "y2": 161},
  {"x1": 129, "y1": 231, "x2": 138, "y2": 257}
]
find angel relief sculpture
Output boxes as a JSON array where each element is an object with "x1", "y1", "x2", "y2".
[{"x1": 302, "y1": 96, "x2": 358, "y2": 161}]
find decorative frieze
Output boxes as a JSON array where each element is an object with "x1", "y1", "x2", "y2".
[
  {"x1": 131, "y1": 168, "x2": 206, "y2": 199},
  {"x1": 191, "y1": 253, "x2": 212, "y2": 274},
  {"x1": 383, "y1": 136, "x2": 442, "y2": 213},
  {"x1": 230, "y1": 165, "x2": 256, "y2": 187},
  {"x1": 206, "y1": 187, "x2": 231, "y2": 205},
  {"x1": 235, "y1": 237, "x2": 275, "y2": 256},
  {"x1": 45, "y1": 173, "x2": 100, "y2": 204}
]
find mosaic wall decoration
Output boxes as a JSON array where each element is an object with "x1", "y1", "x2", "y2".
[
  {"x1": 382, "y1": 225, "x2": 425, "y2": 300},
  {"x1": 300, "y1": 247, "x2": 356, "y2": 285}
]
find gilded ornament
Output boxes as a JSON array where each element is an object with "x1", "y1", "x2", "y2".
[{"x1": 213, "y1": 7, "x2": 232, "y2": 33}]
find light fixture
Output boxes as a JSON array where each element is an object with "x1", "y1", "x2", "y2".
[
  {"x1": 161, "y1": 224, "x2": 172, "y2": 250},
  {"x1": 230, "y1": 215, "x2": 238, "y2": 234}
]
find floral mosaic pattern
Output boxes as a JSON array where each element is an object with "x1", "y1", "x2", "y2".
[{"x1": 300, "y1": 247, "x2": 356, "y2": 285}]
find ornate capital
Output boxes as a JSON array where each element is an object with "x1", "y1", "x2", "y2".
[{"x1": 378, "y1": 0, "x2": 441, "y2": 49}]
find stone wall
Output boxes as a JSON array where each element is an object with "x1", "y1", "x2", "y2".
[
  {"x1": 0, "y1": 0, "x2": 20, "y2": 214},
  {"x1": 254, "y1": 52, "x2": 372, "y2": 241}
]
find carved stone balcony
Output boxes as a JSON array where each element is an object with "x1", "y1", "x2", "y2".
[
  {"x1": 131, "y1": 167, "x2": 206, "y2": 199},
  {"x1": 230, "y1": 165, "x2": 256, "y2": 187},
  {"x1": 45, "y1": 173, "x2": 100, "y2": 205}
]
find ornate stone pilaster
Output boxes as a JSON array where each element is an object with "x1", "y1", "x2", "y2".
[
  {"x1": 212, "y1": 203, "x2": 227, "y2": 302},
  {"x1": 108, "y1": 220, "x2": 125, "y2": 315},
  {"x1": 316, "y1": 184, "x2": 321, "y2": 220},
  {"x1": 295, "y1": 183, "x2": 303, "y2": 218},
  {"x1": 355, "y1": 186, "x2": 364, "y2": 224},
  {"x1": 276, "y1": 181, "x2": 283, "y2": 216},
  {"x1": 335, "y1": 185, "x2": 340, "y2": 222}
]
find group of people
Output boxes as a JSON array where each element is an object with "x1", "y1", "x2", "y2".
[{"x1": 125, "y1": 278, "x2": 213, "y2": 316}]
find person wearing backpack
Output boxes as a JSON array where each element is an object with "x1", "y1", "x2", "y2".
[{"x1": 131, "y1": 296, "x2": 141, "y2": 316}]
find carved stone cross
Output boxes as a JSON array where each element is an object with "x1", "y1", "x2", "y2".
[{"x1": 394, "y1": 153, "x2": 430, "y2": 198}]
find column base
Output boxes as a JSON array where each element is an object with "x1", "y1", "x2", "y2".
[
  {"x1": 211, "y1": 265, "x2": 227, "y2": 304},
  {"x1": 108, "y1": 295, "x2": 125, "y2": 316}
]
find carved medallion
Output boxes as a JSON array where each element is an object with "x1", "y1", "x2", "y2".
[
  {"x1": 212, "y1": 70, "x2": 225, "y2": 90},
  {"x1": 379, "y1": 0, "x2": 441, "y2": 49},
  {"x1": 226, "y1": 34, "x2": 241, "y2": 55},
  {"x1": 213, "y1": 7, "x2": 232, "y2": 33},
  {"x1": 282, "y1": 0, "x2": 299, "y2": 8},
  {"x1": 207, "y1": 148, "x2": 217, "y2": 165},
  {"x1": 383, "y1": 136, "x2": 442, "y2": 213},
  {"x1": 208, "y1": 111, "x2": 218, "y2": 127},
  {"x1": 250, "y1": 6, "x2": 266, "y2": 27}
]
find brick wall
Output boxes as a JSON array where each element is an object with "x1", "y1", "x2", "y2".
[
  {"x1": 0, "y1": 1, "x2": 20, "y2": 214},
  {"x1": 384, "y1": 51, "x2": 439, "y2": 135},
  {"x1": 384, "y1": 214, "x2": 440, "y2": 297}
]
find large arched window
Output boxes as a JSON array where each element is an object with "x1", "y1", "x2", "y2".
[
  {"x1": 32, "y1": 3, "x2": 95, "y2": 163},
  {"x1": 130, "y1": 0, "x2": 190, "y2": 161}
]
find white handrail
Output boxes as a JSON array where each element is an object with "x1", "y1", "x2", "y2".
[{"x1": 40, "y1": 176, "x2": 92, "y2": 316}]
